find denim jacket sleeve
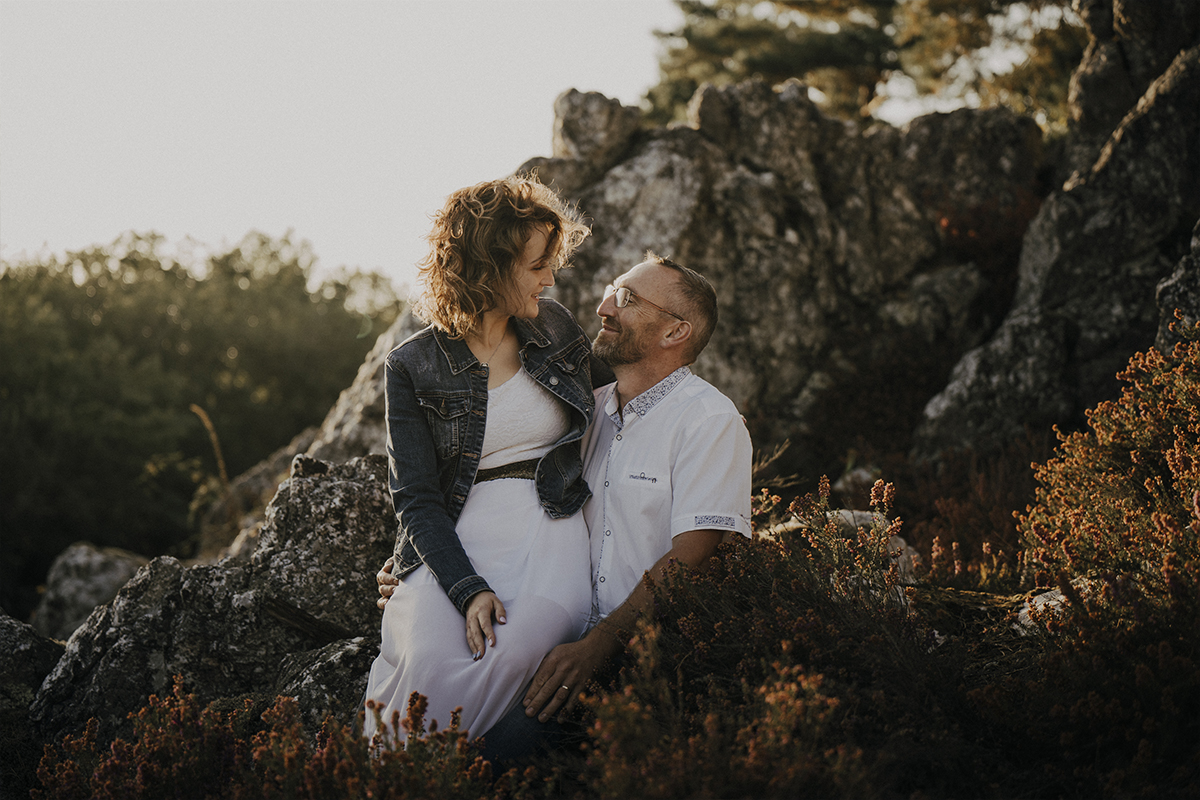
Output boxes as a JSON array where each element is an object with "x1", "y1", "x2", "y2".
[{"x1": 385, "y1": 353, "x2": 492, "y2": 615}]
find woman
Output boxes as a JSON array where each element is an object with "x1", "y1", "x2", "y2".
[{"x1": 363, "y1": 176, "x2": 598, "y2": 745}]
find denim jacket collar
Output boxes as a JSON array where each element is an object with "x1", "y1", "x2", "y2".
[{"x1": 431, "y1": 315, "x2": 552, "y2": 375}]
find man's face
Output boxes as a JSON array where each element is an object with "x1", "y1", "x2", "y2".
[{"x1": 592, "y1": 261, "x2": 679, "y2": 366}]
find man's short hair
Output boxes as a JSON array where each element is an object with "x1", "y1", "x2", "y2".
[
  {"x1": 413, "y1": 175, "x2": 589, "y2": 338},
  {"x1": 644, "y1": 252, "x2": 717, "y2": 362}
]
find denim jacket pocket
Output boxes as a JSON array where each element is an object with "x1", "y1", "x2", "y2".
[
  {"x1": 415, "y1": 391, "x2": 470, "y2": 460},
  {"x1": 548, "y1": 338, "x2": 589, "y2": 375}
]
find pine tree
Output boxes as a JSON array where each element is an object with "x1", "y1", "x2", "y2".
[{"x1": 646, "y1": 0, "x2": 1085, "y2": 128}]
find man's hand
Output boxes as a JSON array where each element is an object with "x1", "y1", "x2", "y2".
[
  {"x1": 521, "y1": 530, "x2": 723, "y2": 721},
  {"x1": 376, "y1": 556, "x2": 399, "y2": 611},
  {"x1": 523, "y1": 627, "x2": 621, "y2": 722}
]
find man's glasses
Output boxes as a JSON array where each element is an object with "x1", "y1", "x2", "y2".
[{"x1": 604, "y1": 284, "x2": 686, "y2": 322}]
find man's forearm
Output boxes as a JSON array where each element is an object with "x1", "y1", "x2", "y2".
[{"x1": 586, "y1": 528, "x2": 723, "y2": 654}]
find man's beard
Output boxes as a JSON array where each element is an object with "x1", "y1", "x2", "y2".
[{"x1": 592, "y1": 326, "x2": 646, "y2": 366}]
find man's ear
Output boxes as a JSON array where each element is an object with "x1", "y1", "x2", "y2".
[{"x1": 659, "y1": 319, "x2": 692, "y2": 351}]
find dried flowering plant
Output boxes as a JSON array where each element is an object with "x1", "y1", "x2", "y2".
[
  {"x1": 970, "y1": 320, "x2": 1200, "y2": 797},
  {"x1": 575, "y1": 477, "x2": 996, "y2": 798},
  {"x1": 34, "y1": 679, "x2": 525, "y2": 800}
]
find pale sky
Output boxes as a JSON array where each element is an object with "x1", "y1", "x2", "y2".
[{"x1": 0, "y1": 0, "x2": 685, "y2": 291}]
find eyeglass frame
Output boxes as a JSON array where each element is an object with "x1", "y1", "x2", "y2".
[{"x1": 603, "y1": 284, "x2": 686, "y2": 322}]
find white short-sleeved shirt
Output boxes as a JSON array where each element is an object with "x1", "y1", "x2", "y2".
[{"x1": 581, "y1": 366, "x2": 752, "y2": 623}]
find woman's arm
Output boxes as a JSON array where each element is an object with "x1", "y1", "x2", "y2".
[{"x1": 385, "y1": 354, "x2": 491, "y2": 614}]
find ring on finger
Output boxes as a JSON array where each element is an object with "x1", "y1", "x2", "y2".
[{"x1": 561, "y1": 684, "x2": 570, "y2": 692}]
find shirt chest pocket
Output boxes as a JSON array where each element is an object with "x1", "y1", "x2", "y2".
[{"x1": 415, "y1": 392, "x2": 471, "y2": 460}]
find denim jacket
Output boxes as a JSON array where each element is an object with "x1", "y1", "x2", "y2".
[{"x1": 385, "y1": 298, "x2": 604, "y2": 615}]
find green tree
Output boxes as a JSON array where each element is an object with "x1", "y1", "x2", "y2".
[
  {"x1": 0, "y1": 232, "x2": 400, "y2": 619},
  {"x1": 646, "y1": 0, "x2": 1085, "y2": 129}
]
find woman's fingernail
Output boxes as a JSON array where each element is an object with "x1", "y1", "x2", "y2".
[
  {"x1": 498, "y1": 616, "x2": 506, "y2": 623},
  {"x1": 488, "y1": 637, "x2": 494, "y2": 646}
]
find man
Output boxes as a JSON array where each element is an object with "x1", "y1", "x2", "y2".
[
  {"x1": 377, "y1": 254, "x2": 752, "y2": 753},
  {"x1": 517, "y1": 254, "x2": 751, "y2": 724}
]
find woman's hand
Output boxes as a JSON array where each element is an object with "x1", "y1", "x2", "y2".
[{"x1": 464, "y1": 590, "x2": 507, "y2": 660}]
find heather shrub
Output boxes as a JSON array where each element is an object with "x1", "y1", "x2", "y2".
[
  {"x1": 879, "y1": 428, "x2": 1055, "y2": 593},
  {"x1": 1020, "y1": 324, "x2": 1200, "y2": 616},
  {"x1": 577, "y1": 479, "x2": 1002, "y2": 798},
  {"x1": 34, "y1": 678, "x2": 522, "y2": 800},
  {"x1": 970, "y1": 323, "x2": 1200, "y2": 797}
]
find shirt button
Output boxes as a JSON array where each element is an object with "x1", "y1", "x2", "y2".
[
  {"x1": 549, "y1": 376, "x2": 559, "y2": 385},
  {"x1": 605, "y1": 530, "x2": 611, "y2": 536},
  {"x1": 604, "y1": 481, "x2": 609, "y2": 487},
  {"x1": 599, "y1": 576, "x2": 605, "y2": 582},
  {"x1": 615, "y1": 434, "x2": 622, "y2": 440}
]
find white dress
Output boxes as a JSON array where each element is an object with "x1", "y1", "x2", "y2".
[{"x1": 363, "y1": 366, "x2": 592, "y2": 741}]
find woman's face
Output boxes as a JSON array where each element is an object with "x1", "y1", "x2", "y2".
[{"x1": 500, "y1": 225, "x2": 555, "y2": 319}]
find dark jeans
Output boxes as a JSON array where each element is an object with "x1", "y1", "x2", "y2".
[{"x1": 476, "y1": 699, "x2": 565, "y2": 765}]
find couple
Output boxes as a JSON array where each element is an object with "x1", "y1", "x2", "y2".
[{"x1": 363, "y1": 175, "x2": 751, "y2": 758}]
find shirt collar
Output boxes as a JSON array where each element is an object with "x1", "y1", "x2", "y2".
[{"x1": 604, "y1": 366, "x2": 691, "y2": 429}]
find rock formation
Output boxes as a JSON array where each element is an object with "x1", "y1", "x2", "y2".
[
  {"x1": 913, "y1": 41, "x2": 1200, "y2": 458},
  {"x1": 32, "y1": 542, "x2": 148, "y2": 642},
  {"x1": 31, "y1": 455, "x2": 394, "y2": 743},
  {"x1": 1156, "y1": 218, "x2": 1200, "y2": 352},
  {"x1": 295, "y1": 4, "x2": 1200, "y2": 476},
  {"x1": 533, "y1": 86, "x2": 1045, "y2": 478}
]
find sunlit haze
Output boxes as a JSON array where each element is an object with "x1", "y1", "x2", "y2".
[{"x1": 0, "y1": 0, "x2": 684, "y2": 291}]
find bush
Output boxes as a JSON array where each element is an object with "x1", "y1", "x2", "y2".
[
  {"x1": 970, "y1": 322, "x2": 1200, "y2": 797},
  {"x1": 0, "y1": 231, "x2": 399, "y2": 618},
  {"x1": 576, "y1": 479, "x2": 1006, "y2": 799},
  {"x1": 34, "y1": 678, "x2": 524, "y2": 800}
]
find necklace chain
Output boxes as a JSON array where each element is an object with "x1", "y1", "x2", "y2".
[{"x1": 477, "y1": 330, "x2": 506, "y2": 368}]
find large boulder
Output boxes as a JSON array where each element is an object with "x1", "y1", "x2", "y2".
[
  {"x1": 31, "y1": 455, "x2": 394, "y2": 743},
  {"x1": 0, "y1": 613, "x2": 64, "y2": 800},
  {"x1": 536, "y1": 79, "x2": 1043, "y2": 479},
  {"x1": 1064, "y1": 0, "x2": 1200, "y2": 178},
  {"x1": 0, "y1": 612, "x2": 64, "y2": 725},
  {"x1": 914, "y1": 43, "x2": 1200, "y2": 458},
  {"x1": 31, "y1": 542, "x2": 148, "y2": 642}
]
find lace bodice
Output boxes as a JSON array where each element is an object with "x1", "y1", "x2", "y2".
[{"x1": 478, "y1": 366, "x2": 571, "y2": 469}]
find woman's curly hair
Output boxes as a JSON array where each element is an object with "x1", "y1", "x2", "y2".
[{"x1": 412, "y1": 175, "x2": 589, "y2": 338}]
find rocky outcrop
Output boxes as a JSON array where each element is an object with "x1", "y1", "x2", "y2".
[
  {"x1": 304, "y1": 312, "x2": 421, "y2": 464},
  {"x1": 297, "y1": 5, "x2": 1200, "y2": 475},
  {"x1": 1156, "y1": 218, "x2": 1200, "y2": 351},
  {"x1": 31, "y1": 455, "x2": 394, "y2": 743},
  {"x1": 32, "y1": 542, "x2": 148, "y2": 641},
  {"x1": 913, "y1": 42, "x2": 1200, "y2": 458},
  {"x1": 1, "y1": 612, "x2": 64, "y2": 725},
  {"x1": 195, "y1": 425, "x2": 319, "y2": 558},
  {"x1": 0, "y1": 613, "x2": 63, "y2": 800},
  {"x1": 1065, "y1": 0, "x2": 1200, "y2": 178},
  {"x1": 527, "y1": 84, "x2": 1043, "y2": 479}
]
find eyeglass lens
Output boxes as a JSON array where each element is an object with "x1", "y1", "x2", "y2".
[{"x1": 604, "y1": 285, "x2": 632, "y2": 308}]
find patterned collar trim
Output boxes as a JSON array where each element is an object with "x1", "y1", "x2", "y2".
[{"x1": 606, "y1": 366, "x2": 691, "y2": 429}]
